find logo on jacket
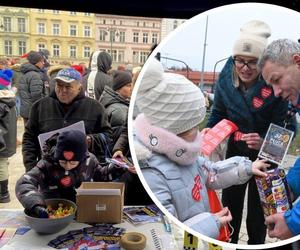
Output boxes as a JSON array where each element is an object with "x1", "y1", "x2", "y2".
[
  {"x1": 175, "y1": 148, "x2": 186, "y2": 157},
  {"x1": 60, "y1": 176, "x2": 72, "y2": 187},
  {"x1": 252, "y1": 97, "x2": 264, "y2": 109},
  {"x1": 192, "y1": 175, "x2": 202, "y2": 201},
  {"x1": 149, "y1": 134, "x2": 158, "y2": 146},
  {"x1": 261, "y1": 87, "x2": 272, "y2": 99}
]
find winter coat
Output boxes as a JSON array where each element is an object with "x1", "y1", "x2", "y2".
[
  {"x1": 87, "y1": 52, "x2": 113, "y2": 100},
  {"x1": 22, "y1": 90, "x2": 112, "y2": 171},
  {"x1": 207, "y1": 58, "x2": 296, "y2": 161},
  {"x1": 10, "y1": 64, "x2": 22, "y2": 93},
  {"x1": 19, "y1": 63, "x2": 46, "y2": 118},
  {"x1": 16, "y1": 143, "x2": 110, "y2": 211},
  {"x1": 99, "y1": 85, "x2": 129, "y2": 128},
  {"x1": 135, "y1": 136, "x2": 253, "y2": 238},
  {"x1": 0, "y1": 90, "x2": 16, "y2": 157}
]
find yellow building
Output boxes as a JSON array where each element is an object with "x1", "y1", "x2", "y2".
[
  {"x1": 0, "y1": 7, "x2": 30, "y2": 58},
  {"x1": 29, "y1": 9, "x2": 95, "y2": 65}
]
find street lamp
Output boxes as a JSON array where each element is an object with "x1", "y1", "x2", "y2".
[{"x1": 107, "y1": 26, "x2": 119, "y2": 57}]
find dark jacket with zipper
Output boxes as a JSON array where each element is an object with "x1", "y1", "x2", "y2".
[
  {"x1": 22, "y1": 90, "x2": 112, "y2": 171},
  {"x1": 207, "y1": 58, "x2": 296, "y2": 160}
]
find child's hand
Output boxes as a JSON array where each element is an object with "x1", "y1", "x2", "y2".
[
  {"x1": 214, "y1": 207, "x2": 232, "y2": 226},
  {"x1": 200, "y1": 128, "x2": 210, "y2": 136},
  {"x1": 252, "y1": 158, "x2": 269, "y2": 177}
]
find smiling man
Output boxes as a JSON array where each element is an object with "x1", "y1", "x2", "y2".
[{"x1": 258, "y1": 38, "x2": 300, "y2": 240}]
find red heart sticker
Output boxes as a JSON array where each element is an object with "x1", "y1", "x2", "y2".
[
  {"x1": 261, "y1": 87, "x2": 272, "y2": 99},
  {"x1": 252, "y1": 97, "x2": 264, "y2": 108},
  {"x1": 60, "y1": 176, "x2": 72, "y2": 187},
  {"x1": 191, "y1": 175, "x2": 202, "y2": 201},
  {"x1": 63, "y1": 151, "x2": 74, "y2": 160}
]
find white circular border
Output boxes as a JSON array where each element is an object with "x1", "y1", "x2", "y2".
[{"x1": 128, "y1": 2, "x2": 300, "y2": 249}]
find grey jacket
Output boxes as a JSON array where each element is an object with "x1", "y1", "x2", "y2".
[
  {"x1": 19, "y1": 63, "x2": 46, "y2": 118},
  {"x1": 135, "y1": 139, "x2": 253, "y2": 238},
  {"x1": 99, "y1": 85, "x2": 129, "y2": 128}
]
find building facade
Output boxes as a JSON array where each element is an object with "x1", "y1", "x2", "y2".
[
  {"x1": 29, "y1": 9, "x2": 95, "y2": 65},
  {"x1": 161, "y1": 18, "x2": 185, "y2": 40},
  {"x1": 0, "y1": 7, "x2": 30, "y2": 58},
  {"x1": 95, "y1": 14, "x2": 162, "y2": 67}
]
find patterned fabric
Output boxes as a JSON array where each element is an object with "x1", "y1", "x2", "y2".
[{"x1": 55, "y1": 68, "x2": 81, "y2": 83}]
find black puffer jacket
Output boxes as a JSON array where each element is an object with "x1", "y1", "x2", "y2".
[
  {"x1": 16, "y1": 139, "x2": 110, "y2": 211},
  {"x1": 19, "y1": 63, "x2": 46, "y2": 118},
  {"x1": 99, "y1": 86, "x2": 129, "y2": 128},
  {"x1": 0, "y1": 91, "x2": 16, "y2": 157},
  {"x1": 22, "y1": 91, "x2": 112, "y2": 171}
]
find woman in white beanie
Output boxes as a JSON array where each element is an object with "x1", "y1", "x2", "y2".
[
  {"x1": 133, "y1": 58, "x2": 269, "y2": 239},
  {"x1": 207, "y1": 20, "x2": 297, "y2": 244}
]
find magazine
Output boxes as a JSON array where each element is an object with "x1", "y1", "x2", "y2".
[
  {"x1": 123, "y1": 204, "x2": 162, "y2": 225},
  {"x1": 258, "y1": 123, "x2": 294, "y2": 165},
  {"x1": 38, "y1": 121, "x2": 86, "y2": 153}
]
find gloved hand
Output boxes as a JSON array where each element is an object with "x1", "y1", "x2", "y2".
[{"x1": 33, "y1": 205, "x2": 49, "y2": 218}]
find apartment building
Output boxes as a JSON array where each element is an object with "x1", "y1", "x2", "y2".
[
  {"x1": 95, "y1": 14, "x2": 162, "y2": 67},
  {"x1": 29, "y1": 9, "x2": 95, "y2": 65},
  {"x1": 0, "y1": 7, "x2": 30, "y2": 57}
]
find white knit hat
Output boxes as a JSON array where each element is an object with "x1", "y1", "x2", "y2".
[
  {"x1": 233, "y1": 20, "x2": 271, "y2": 58},
  {"x1": 136, "y1": 59, "x2": 206, "y2": 135}
]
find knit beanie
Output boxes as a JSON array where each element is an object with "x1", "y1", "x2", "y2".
[
  {"x1": 54, "y1": 130, "x2": 88, "y2": 162},
  {"x1": 27, "y1": 51, "x2": 43, "y2": 65},
  {"x1": 233, "y1": 20, "x2": 271, "y2": 58},
  {"x1": 136, "y1": 59, "x2": 206, "y2": 135},
  {"x1": 112, "y1": 71, "x2": 132, "y2": 91},
  {"x1": 0, "y1": 69, "x2": 13, "y2": 90}
]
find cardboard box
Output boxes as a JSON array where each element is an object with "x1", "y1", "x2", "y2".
[{"x1": 76, "y1": 182, "x2": 124, "y2": 223}]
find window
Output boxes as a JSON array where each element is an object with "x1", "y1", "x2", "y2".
[
  {"x1": 108, "y1": 50, "x2": 117, "y2": 61},
  {"x1": 4, "y1": 40, "x2": 12, "y2": 56},
  {"x1": 118, "y1": 50, "x2": 124, "y2": 62},
  {"x1": 120, "y1": 20, "x2": 122, "y2": 25},
  {"x1": 140, "y1": 52, "x2": 149, "y2": 64},
  {"x1": 152, "y1": 22, "x2": 155, "y2": 28},
  {"x1": 143, "y1": 33, "x2": 148, "y2": 43},
  {"x1": 84, "y1": 26, "x2": 91, "y2": 37},
  {"x1": 69, "y1": 25, "x2": 77, "y2": 36},
  {"x1": 136, "y1": 21, "x2": 139, "y2": 27},
  {"x1": 143, "y1": 22, "x2": 146, "y2": 27},
  {"x1": 119, "y1": 31, "x2": 125, "y2": 43},
  {"x1": 152, "y1": 33, "x2": 158, "y2": 44},
  {"x1": 99, "y1": 29, "x2": 106, "y2": 41},
  {"x1": 84, "y1": 13, "x2": 91, "y2": 16},
  {"x1": 3, "y1": 17, "x2": 11, "y2": 32},
  {"x1": 110, "y1": 30, "x2": 117, "y2": 42},
  {"x1": 70, "y1": 46, "x2": 76, "y2": 58},
  {"x1": 173, "y1": 20, "x2": 178, "y2": 29},
  {"x1": 17, "y1": 18, "x2": 26, "y2": 33},
  {"x1": 53, "y1": 44, "x2": 60, "y2": 57},
  {"x1": 133, "y1": 32, "x2": 139, "y2": 43},
  {"x1": 38, "y1": 9, "x2": 44, "y2": 12},
  {"x1": 70, "y1": 11, "x2": 76, "y2": 15},
  {"x1": 38, "y1": 22, "x2": 45, "y2": 34},
  {"x1": 38, "y1": 44, "x2": 46, "y2": 52},
  {"x1": 18, "y1": 41, "x2": 26, "y2": 55},
  {"x1": 83, "y1": 47, "x2": 90, "y2": 58},
  {"x1": 132, "y1": 51, "x2": 139, "y2": 64},
  {"x1": 113, "y1": 20, "x2": 116, "y2": 25},
  {"x1": 53, "y1": 10, "x2": 59, "y2": 14},
  {"x1": 53, "y1": 23, "x2": 60, "y2": 35},
  {"x1": 103, "y1": 19, "x2": 106, "y2": 25}
]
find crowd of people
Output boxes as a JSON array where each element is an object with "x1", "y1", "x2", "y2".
[{"x1": 1, "y1": 18, "x2": 300, "y2": 248}]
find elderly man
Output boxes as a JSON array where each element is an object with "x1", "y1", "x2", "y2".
[
  {"x1": 258, "y1": 38, "x2": 300, "y2": 240},
  {"x1": 22, "y1": 67, "x2": 112, "y2": 172}
]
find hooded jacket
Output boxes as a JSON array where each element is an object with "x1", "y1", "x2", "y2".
[
  {"x1": 22, "y1": 90, "x2": 112, "y2": 171},
  {"x1": 207, "y1": 58, "x2": 296, "y2": 160},
  {"x1": 99, "y1": 85, "x2": 129, "y2": 128},
  {"x1": 87, "y1": 51, "x2": 113, "y2": 100},
  {"x1": 19, "y1": 63, "x2": 46, "y2": 118},
  {"x1": 16, "y1": 137, "x2": 110, "y2": 211},
  {"x1": 0, "y1": 90, "x2": 16, "y2": 157}
]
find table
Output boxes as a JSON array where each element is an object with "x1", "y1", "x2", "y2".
[{"x1": 0, "y1": 209, "x2": 180, "y2": 250}]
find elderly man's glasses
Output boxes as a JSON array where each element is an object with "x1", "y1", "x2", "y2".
[{"x1": 233, "y1": 58, "x2": 258, "y2": 70}]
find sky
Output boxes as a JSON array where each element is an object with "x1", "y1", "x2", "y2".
[{"x1": 156, "y1": 3, "x2": 300, "y2": 72}]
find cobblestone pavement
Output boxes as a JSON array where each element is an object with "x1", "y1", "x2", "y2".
[{"x1": 1, "y1": 119, "x2": 299, "y2": 246}]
